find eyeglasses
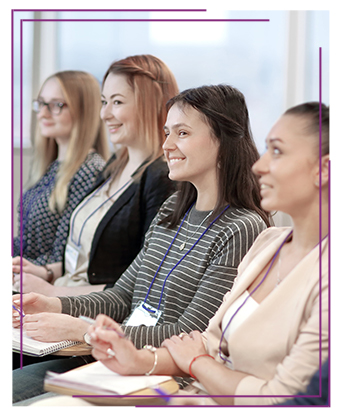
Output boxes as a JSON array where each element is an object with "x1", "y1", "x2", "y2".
[{"x1": 32, "y1": 99, "x2": 68, "y2": 115}]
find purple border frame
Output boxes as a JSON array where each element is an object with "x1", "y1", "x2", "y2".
[{"x1": 11, "y1": 9, "x2": 329, "y2": 407}]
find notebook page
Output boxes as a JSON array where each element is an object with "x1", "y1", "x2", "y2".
[{"x1": 46, "y1": 361, "x2": 171, "y2": 395}]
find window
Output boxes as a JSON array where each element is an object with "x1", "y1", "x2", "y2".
[{"x1": 14, "y1": 10, "x2": 329, "y2": 153}]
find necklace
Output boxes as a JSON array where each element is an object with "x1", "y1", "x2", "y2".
[{"x1": 179, "y1": 207, "x2": 213, "y2": 250}]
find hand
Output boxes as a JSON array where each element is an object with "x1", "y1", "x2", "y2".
[
  {"x1": 12, "y1": 292, "x2": 62, "y2": 328},
  {"x1": 13, "y1": 272, "x2": 55, "y2": 295},
  {"x1": 23, "y1": 313, "x2": 84, "y2": 342},
  {"x1": 90, "y1": 315, "x2": 145, "y2": 375},
  {"x1": 161, "y1": 330, "x2": 207, "y2": 375},
  {"x1": 12, "y1": 257, "x2": 46, "y2": 279}
]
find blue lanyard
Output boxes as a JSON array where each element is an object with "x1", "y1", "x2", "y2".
[
  {"x1": 218, "y1": 230, "x2": 293, "y2": 363},
  {"x1": 143, "y1": 203, "x2": 231, "y2": 314},
  {"x1": 70, "y1": 177, "x2": 133, "y2": 247}
]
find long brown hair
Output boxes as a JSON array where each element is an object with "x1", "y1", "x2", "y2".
[
  {"x1": 102, "y1": 54, "x2": 179, "y2": 179},
  {"x1": 28, "y1": 70, "x2": 110, "y2": 212},
  {"x1": 161, "y1": 84, "x2": 271, "y2": 228}
]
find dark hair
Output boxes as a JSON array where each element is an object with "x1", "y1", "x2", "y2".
[
  {"x1": 284, "y1": 101, "x2": 329, "y2": 155},
  {"x1": 161, "y1": 84, "x2": 271, "y2": 228}
]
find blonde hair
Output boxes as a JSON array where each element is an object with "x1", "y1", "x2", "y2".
[
  {"x1": 102, "y1": 54, "x2": 179, "y2": 178},
  {"x1": 27, "y1": 71, "x2": 110, "y2": 212}
]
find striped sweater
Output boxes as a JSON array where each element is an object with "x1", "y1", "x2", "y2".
[{"x1": 59, "y1": 192, "x2": 267, "y2": 349}]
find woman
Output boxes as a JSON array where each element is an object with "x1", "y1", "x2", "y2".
[
  {"x1": 12, "y1": 55, "x2": 178, "y2": 296},
  {"x1": 12, "y1": 70, "x2": 109, "y2": 267},
  {"x1": 86, "y1": 102, "x2": 329, "y2": 406},
  {"x1": 12, "y1": 84, "x2": 269, "y2": 404}
]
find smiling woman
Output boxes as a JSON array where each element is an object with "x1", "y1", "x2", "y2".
[
  {"x1": 12, "y1": 70, "x2": 110, "y2": 266},
  {"x1": 12, "y1": 83, "x2": 270, "y2": 405}
]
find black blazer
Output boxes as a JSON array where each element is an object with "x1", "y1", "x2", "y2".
[{"x1": 63, "y1": 155, "x2": 177, "y2": 288}]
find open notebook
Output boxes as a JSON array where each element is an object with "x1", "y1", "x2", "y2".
[
  {"x1": 12, "y1": 328, "x2": 80, "y2": 356},
  {"x1": 45, "y1": 360, "x2": 174, "y2": 396}
]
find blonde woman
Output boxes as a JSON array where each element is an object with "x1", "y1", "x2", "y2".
[
  {"x1": 13, "y1": 71, "x2": 109, "y2": 268},
  {"x1": 12, "y1": 55, "x2": 178, "y2": 296}
]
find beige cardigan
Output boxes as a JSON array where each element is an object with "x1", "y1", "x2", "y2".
[{"x1": 201, "y1": 227, "x2": 329, "y2": 405}]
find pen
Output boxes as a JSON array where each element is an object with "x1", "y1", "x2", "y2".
[
  {"x1": 79, "y1": 315, "x2": 126, "y2": 338},
  {"x1": 12, "y1": 304, "x2": 25, "y2": 317},
  {"x1": 152, "y1": 385, "x2": 171, "y2": 403}
]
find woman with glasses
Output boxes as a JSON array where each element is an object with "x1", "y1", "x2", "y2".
[
  {"x1": 12, "y1": 70, "x2": 109, "y2": 270},
  {"x1": 12, "y1": 55, "x2": 178, "y2": 297}
]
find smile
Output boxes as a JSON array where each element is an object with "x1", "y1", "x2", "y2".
[
  {"x1": 260, "y1": 184, "x2": 271, "y2": 190},
  {"x1": 108, "y1": 124, "x2": 122, "y2": 132},
  {"x1": 168, "y1": 158, "x2": 185, "y2": 166}
]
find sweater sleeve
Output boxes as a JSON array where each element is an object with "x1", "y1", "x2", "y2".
[
  {"x1": 121, "y1": 215, "x2": 266, "y2": 350},
  {"x1": 58, "y1": 217, "x2": 155, "y2": 320}
]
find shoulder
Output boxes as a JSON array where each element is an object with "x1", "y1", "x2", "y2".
[
  {"x1": 218, "y1": 207, "x2": 267, "y2": 233},
  {"x1": 153, "y1": 191, "x2": 179, "y2": 221},
  {"x1": 72, "y1": 152, "x2": 106, "y2": 182},
  {"x1": 82, "y1": 152, "x2": 106, "y2": 170},
  {"x1": 142, "y1": 156, "x2": 170, "y2": 181}
]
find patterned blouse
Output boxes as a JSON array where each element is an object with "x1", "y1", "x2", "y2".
[{"x1": 13, "y1": 152, "x2": 106, "y2": 265}]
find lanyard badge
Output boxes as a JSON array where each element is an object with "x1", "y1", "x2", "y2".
[
  {"x1": 128, "y1": 203, "x2": 231, "y2": 328},
  {"x1": 64, "y1": 242, "x2": 81, "y2": 274},
  {"x1": 125, "y1": 301, "x2": 162, "y2": 326}
]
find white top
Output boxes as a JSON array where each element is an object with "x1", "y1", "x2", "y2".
[
  {"x1": 221, "y1": 290, "x2": 259, "y2": 368},
  {"x1": 54, "y1": 178, "x2": 132, "y2": 287}
]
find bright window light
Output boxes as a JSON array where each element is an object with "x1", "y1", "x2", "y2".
[{"x1": 149, "y1": 11, "x2": 229, "y2": 45}]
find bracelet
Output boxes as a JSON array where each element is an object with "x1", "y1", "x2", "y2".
[
  {"x1": 143, "y1": 345, "x2": 157, "y2": 376},
  {"x1": 189, "y1": 354, "x2": 214, "y2": 380},
  {"x1": 42, "y1": 265, "x2": 54, "y2": 283}
]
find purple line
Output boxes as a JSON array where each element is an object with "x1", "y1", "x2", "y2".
[
  {"x1": 318, "y1": 46, "x2": 323, "y2": 398},
  {"x1": 22, "y1": 19, "x2": 269, "y2": 22},
  {"x1": 11, "y1": 12, "x2": 14, "y2": 255},
  {"x1": 13, "y1": 9, "x2": 207, "y2": 12},
  {"x1": 328, "y1": 161, "x2": 331, "y2": 406},
  {"x1": 19, "y1": 17, "x2": 24, "y2": 369}
]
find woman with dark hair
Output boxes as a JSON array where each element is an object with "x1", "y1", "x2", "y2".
[
  {"x1": 85, "y1": 102, "x2": 329, "y2": 407},
  {"x1": 12, "y1": 84, "x2": 269, "y2": 404}
]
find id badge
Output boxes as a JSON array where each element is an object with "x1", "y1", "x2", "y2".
[
  {"x1": 125, "y1": 300, "x2": 162, "y2": 327},
  {"x1": 64, "y1": 243, "x2": 80, "y2": 274}
]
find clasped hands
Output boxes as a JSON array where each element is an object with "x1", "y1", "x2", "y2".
[{"x1": 89, "y1": 314, "x2": 207, "y2": 379}]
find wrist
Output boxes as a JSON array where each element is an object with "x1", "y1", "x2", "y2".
[
  {"x1": 136, "y1": 347, "x2": 157, "y2": 375},
  {"x1": 42, "y1": 265, "x2": 54, "y2": 283},
  {"x1": 189, "y1": 354, "x2": 214, "y2": 380}
]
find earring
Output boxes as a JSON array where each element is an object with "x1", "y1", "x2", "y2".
[{"x1": 315, "y1": 181, "x2": 320, "y2": 187}]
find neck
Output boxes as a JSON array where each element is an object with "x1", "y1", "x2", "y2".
[
  {"x1": 288, "y1": 198, "x2": 329, "y2": 255},
  {"x1": 195, "y1": 185, "x2": 220, "y2": 211},
  {"x1": 123, "y1": 146, "x2": 154, "y2": 176},
  {"x1": 56, "y1": 138, "x2": 69, "y2": 162}
]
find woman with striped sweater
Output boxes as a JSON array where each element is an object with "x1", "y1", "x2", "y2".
[{"x1": 12, "y1": 84, "x2": 270, "y2": 403}]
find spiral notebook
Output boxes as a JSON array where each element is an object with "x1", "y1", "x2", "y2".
[{"x1": 12, "y1": 328, "x2": 80, "y2": 357}]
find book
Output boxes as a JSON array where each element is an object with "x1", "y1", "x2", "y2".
[
  {"x1": 44, "y1": 360, "x2": 177, "y2": 399},
  {"x1": 12, "y1": 327, "x2": 80, "y2": 356}
]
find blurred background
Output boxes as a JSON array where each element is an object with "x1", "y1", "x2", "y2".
[{"x1": 12, "y1": 9, "x2": 329, "y2": 231}]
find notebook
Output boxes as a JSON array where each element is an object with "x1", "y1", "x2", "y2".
[
  {"x1": 45, "y1": 360, "x2": 174, "y2": 395},
  {"x1": 12, "y1": 328, "x2": 80, "y2": 356}
]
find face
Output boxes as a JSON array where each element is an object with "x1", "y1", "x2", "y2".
[
  {"x1": 163, "y1": 104, "x2": 220, "y2": 190},
  {"x1": 100, "y1": 73, "x2": 139, "y2": 147},
  {"x1": 37, "y1": 77, "x2": 73, "y2": 142},
  {"x1": 252, "y1": 115, "x2": 319, "y2": 215}
]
